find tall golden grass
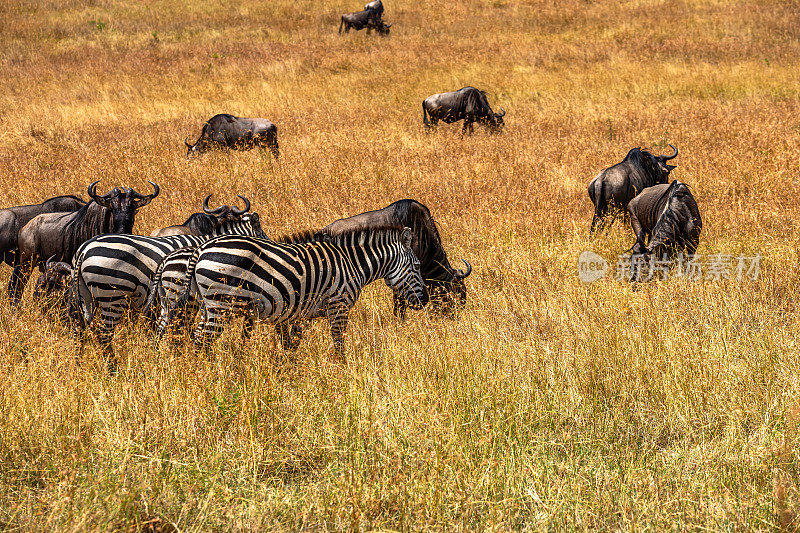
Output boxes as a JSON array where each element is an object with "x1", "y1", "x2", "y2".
[{"x1": 1, "y1": 0, "x2": 799, "y2": 529}]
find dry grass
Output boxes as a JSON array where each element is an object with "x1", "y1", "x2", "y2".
[{"x1": 1, "y1": 0, "x2": 800, "y2": 529}]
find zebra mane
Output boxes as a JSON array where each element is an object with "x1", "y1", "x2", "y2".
[{"x1": 277, "y1": 224, "x2": 405, "y2": 245}]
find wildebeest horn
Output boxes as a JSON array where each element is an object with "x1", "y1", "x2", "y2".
[
  {"x1": 132, "y1": 181, "x2": 160, "y2": 206},
  {"x1": 87, "y1": 180, "x2": 109, "y2": 206},
  {"x1": 497, "y1": 107, "x2": 506, "y2": 117},
  {"x1": 184, "y1": 137, "x2": 192, "y2": 149},
  {"x1": 454, "y1": 259, "x2": 472, "y2": 279},
  {"x1": 662, "y1": 144, "x2": 678, "y2": 160},
  {"x1": 232, "y1": 195, "x2": 251, "y2": 215},
  {"x1": 203, "y1": 194, "x2": 228, "y2": 216},
  {"x1": 46, "y1": 255, "x2": 72, "y2": 275}
]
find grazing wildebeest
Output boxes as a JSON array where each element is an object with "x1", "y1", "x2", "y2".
[
  {"x1": 323, "y1": 199, "x2": 472, "y2": 319},
  {"x1": 0, "y1": 195, "x2": 86, "y2": 267},
  {"x1": 32, "y1": 257, "x2": 73, "y2": 313},
  {"x1": 185, "y1": 114, "x2": 279, "y2": 159},
  {"x1": 627, "y1": 180, "x2": 702, "y2": 281},
  {"x1": 422, "y1": 87, "x2": 506, "y2": 135},
  {"x1": 339, "y1": 9, "x2": 391, "y2": 34},
  {"x1": 166, "y1": 226, "x2": 425, "y2": 361},
  {"x1": 150, "y1": 195, "x2": 251, "y2": 237},
  {"x1": 587, "y1": 144, "x2": 678, "y2": 234},
  {"x1": 364, "y1": 0, "x2": 384, "y2": 17},
  {"x1": 10, "y1": 181, "x2": 159, "y2": 306}
]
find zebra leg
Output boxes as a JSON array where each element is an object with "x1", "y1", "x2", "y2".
[
  {"x1": 276, "y1": 322, "x2": 303, "y2": 351},
  {"x1": 193, "y1": 304, "x2": 227, "y2": 351},
  {"x1": 326, "y1": 303, "x2": 350, "y2": 363}
]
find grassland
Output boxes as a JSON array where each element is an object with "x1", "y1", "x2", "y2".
[{"x1": 1, "y1": 0, "x2": 799, "y2": 529}]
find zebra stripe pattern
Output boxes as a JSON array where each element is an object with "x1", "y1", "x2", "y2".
[
  {"x1": 144, "y1": 246, "x2": 199, "y2": 337},
  {"x1": 70, "y1": 214, "x2": 266, "y2": 352},
  {"x1": 170, "y1": 225, "x2": 426, "y2": 359}
]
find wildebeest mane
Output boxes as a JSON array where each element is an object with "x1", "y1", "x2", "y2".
[
  {"x1": 42, "y1": 194, "x2": 85, "y2": 206},
  {"x1": 181, "y1": 212, "x2": 216, "y2": 235},
  {"x1": 279, "y1": 224, "x2": 405, "y2": 245},
  {"x1": 623, "y1": 147, "x2": 661, "y2": 179},
  {"x1": 649, "y1": 181, "x2": 690, "y2": 250},
  {"x1": 60, "y1": 201, "x2": 112, "y2": 261}
]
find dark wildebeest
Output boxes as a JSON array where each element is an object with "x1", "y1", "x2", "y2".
[
  {"x1": 150, "y1": 195, "x2": 252, "y2": 237},
  {"x1": 185, "y1": 114, "x2": 279, "y2": 159},
  {"x1": 364, "y1": 0, "x2": 384, "y2": 18},
  {"x1": 339, "y1": 9, "x2": 391, "y2": 34},
  {"x1": 0, "y1": 195, "x2": 86, "y2": 267},
  {"x1": 10, "y1": 181, "x2": 159, "y2": 306},
  {"x1": 587, "y1": 144, "x2": 678, "y2": 234},
  {"x1": 322, "y1": 199, "x2": 471, "y2": 319},
  {"x1": 422, "y1": 87, "x2": 506, "y2": 135},
  {"x1": 32, "y1": 257, "x2": 73, "y2": 313},
  {"x1": 627, "y1": 180, "x2": 702, "y2": 281}
]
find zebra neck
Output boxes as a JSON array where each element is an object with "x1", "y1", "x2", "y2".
[{"x1": 335, "y1": 236, "x2": 395, "y2": 287}]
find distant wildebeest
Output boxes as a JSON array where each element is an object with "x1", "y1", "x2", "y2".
[
  {"x1": 0, "y1": 195, "x2": 86, "y2": 267},
  {"x1": 185, "y1": 114, "x2": 279, "y2": 159},
  {"x1": 164, "y1": 226, "x2": 426, "y2": 360},
  {"x1": 364, "y1": 0, "x2": 384, "y2": 17},
  {"x1": 627, "y1": 180, "x2": 702, "y2": 281},
  {"x1": 587, "y1": 144, "x2": 678, "y2": 234},
  {"x1": 323, "y1": 199, "x2": 472, "y2": 319},
  {"x1": 10, "y1": 181, "x2": 159, "y2": 306},
  {"x1": 150, "y1": 195, "x2": 252, "y2": 237},
  {"x1": 339, "y1": 9, "x2": 391, "y2": 34},
  {"x1": 422, "y1": 87, "x2": 506, "y2": 135}
]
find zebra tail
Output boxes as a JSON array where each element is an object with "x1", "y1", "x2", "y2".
[
  {"x1": 140, "y1": 256, "x2": 167, "y2": 327},
  {"x1": 67, "y1": 251, "x2": 87, "y2": 330},
  {"x1": 172, "y1": 245, "x2": 203, "y2": 318}
]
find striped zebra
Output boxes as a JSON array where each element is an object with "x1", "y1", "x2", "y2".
[
  {"x1": 142, "y1": 246, "x2": 200, "y2": 338},
  {"x1": 70, "y1": 213, "x2": 266, "y2": 354},
  {"x1": 169, "y1": 225, "x2": 427, "y2": 360}
]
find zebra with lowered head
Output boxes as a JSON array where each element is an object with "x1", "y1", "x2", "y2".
[
  {"x1": 70, "y1": 210, "x2": 266, "y2": 360},
  {"x1": 168, "y1": 225, "x2": 428, "y2": 360}
]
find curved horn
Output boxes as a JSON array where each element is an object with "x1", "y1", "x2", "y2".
[
  {"x1": 202, "y1": 194, "x2": 213, "y2": 213},
  {"x1": 46, "y1": 254, "x2": 57, "y2": 267},
  {"x1": 232, "y1": 195, "x2": 251, "y2": 216},
  {"x1": 454, "y1": 259, "x2": 472, "y2": 279},
  {"x1": 87, "y1": 180, "x2": 109, "y2": 206},
  {"x1": 202, "y1": 194, "x2": 228, "y2": 215},
  {"x1": 662, "y1": 144, "x2": 678, "y2": 160},
  {"x1": 133, "y1": 181, "x2": 160, "y2": 207},
  {"x1": 185, "y1": 137, "x2": 192, "y2": 149},
  {"x1": 497, "y1": 107, "x2": 506, "y2": 117}
]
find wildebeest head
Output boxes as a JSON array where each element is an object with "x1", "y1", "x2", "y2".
[
  {"x1": 489, "y1": 107, "x2": 506, "y2": 133},
  {"x1": 185, "y1": 137, "x2": 203, "y2": 157},
  {"x1": 377, "y1": 22, "x2": 392, "y2": 35},
  {"x1": 654, "y1": 144, "x2": 678, "y2": 176},
  {"x1": 88, "y1": 180, "x2": 160, "y2": 234},
  {"x1": 427, "y1": 259, "x2": 471, "y2": 317},
  {"x1": 33, "y1": 256, "x2": 73, "y2": 309},
  {"x1": 202, "y1": 194, "x2": 251, "y2": 224}
]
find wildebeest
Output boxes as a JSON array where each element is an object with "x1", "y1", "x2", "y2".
[
  {"x1": 150, "y1": 195, "x2": 252, "y2": 237},
  {"x1": 32, "y1": 257, "x2": 73, "y2": 313},
  {"x1": 627, "y1": 180, "x2": 702, "y2": 281},
  {"x1": 422, "y1": 87, "x2": 506, "y2": 135},
  {"x1": 185, "y1": 114, "x2": 279, "y2": 159},
  {"x1": 339, "y1": 9, "x2": 391, "y2": 34},
  {"x1": 0, "y1": 195, "x2": 86, "y2": 267},
  {"x1": 322, "y1": 199, "x2": 472, "y2": 319},
  {"x1": 10, "y1": 181, "x2": 159, "y2": 306},
  {"x1": 587, "y1": 144, "x2": 678, "y2": 234}
]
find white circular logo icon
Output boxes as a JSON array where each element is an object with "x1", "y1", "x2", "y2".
[{"x1": 577, "y1": 251, "x2": 608, "y2": 283}]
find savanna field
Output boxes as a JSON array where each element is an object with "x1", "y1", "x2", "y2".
[{"x1": 1, "y1": 0, "x2": 799, "y2": 529}]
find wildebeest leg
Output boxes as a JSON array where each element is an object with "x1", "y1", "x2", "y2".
[
  {"x1": 392, "y1": 292, "x2": 408, "y2": 321},
  {"x1": 267, "y1": 137, "x2": 279, "y2": 159},
  {"x1": 8, "y1": 261, "x2": 32, "y2": 308},
  {"x1": 589, "y1": 214, "x2": 605, "y2": 236}
]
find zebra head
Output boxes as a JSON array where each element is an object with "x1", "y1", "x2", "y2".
[{"x1": 385, "y1": 227, "x2": 428, "y2": 310}]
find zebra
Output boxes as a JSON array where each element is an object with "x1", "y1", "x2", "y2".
[
  {"x1": 167, "y1": 225, "x2": 427, "y2": 360},
  {"x1": 69, "y1": 213, "x2": 267, "y2": 357},
  {"x1": 142, "y1": 246, "x2": 200, "y2": 338}
]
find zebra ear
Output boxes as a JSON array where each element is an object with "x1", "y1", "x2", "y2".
[{"x1": 401, "y1": 227, "x2": 413, "y2": 250}]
